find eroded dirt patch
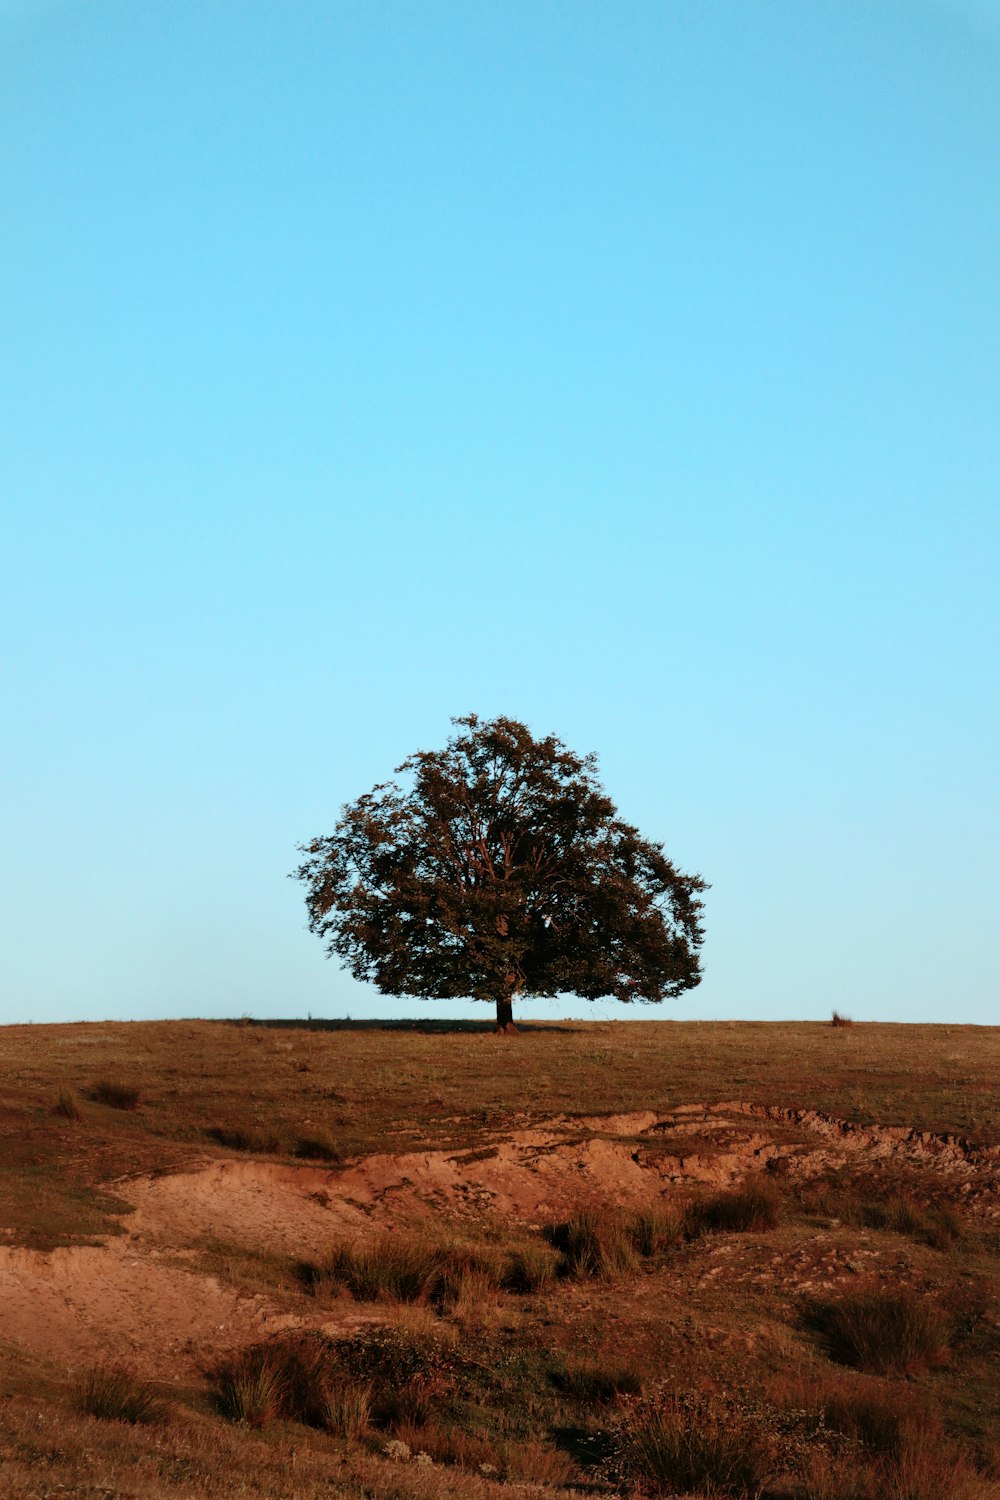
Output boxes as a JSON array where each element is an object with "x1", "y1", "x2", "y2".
[{"x1": 3, "y1": 1102, "x2": 997, "y2": 1378}]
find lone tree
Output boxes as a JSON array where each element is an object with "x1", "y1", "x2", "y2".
[{"x1": 293, "y1": 715, "x2": 707, "y2": 1033}]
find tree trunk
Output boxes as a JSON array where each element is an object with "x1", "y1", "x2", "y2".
[{"x1": 495, "y1": 992, "x2": 519, "y2": 1035}]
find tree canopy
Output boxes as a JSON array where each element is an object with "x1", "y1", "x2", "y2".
[{"x1": 292, "y1": 715, "x2": 707, "y2": 1031}]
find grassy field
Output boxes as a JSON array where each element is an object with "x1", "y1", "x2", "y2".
[{"x1": 1, "y1": 1017, "x2": 998, "y2": 1499}]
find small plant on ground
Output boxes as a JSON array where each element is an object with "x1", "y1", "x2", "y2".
[
  {"x1": 688, "y1": 1176, "x2": 783, "y2": 1235},
  {"x1": 206, "y1": 1125, "x2": 280, "y2": 1153},
  {"x1": 555, "y1": 1358, "x2": 643, "y2": 1403},
  {"x1": 213, "y1": 1333, "x2": 339, "y2": 1427},
  {"x1": 78, "y1": 1364, "x2": 167, "y2": 1424},
  {"x1": 293, "y1": 1129, "x2": 340, "y2": 1162},
  {"x1": 503, "y1": 1240, "x2": 560, "y2": 1292},
  {"x1": 873, "y1": 1432, "x2": 982, "y2": 1500},
  {"x1": 630, "y1": 1203, "x2": 686, "y2": 1256},
  {"x1": 831, "y1": 1011, "x2": 854, "y2": 1028},
  {"x1": 90, "y1": 1078, "x2": 141, "y2": 1110},
  {"x1": 810, "y1": 1287, "x2": 950, "y2": 1375},
  {"x1": 612, "y1": 1388, "x2": 793, "y2": 1498},
  {"x1": 213, "y1": 1346, "x2": 288, "y2": 1426},
  {"x1": 547, "y1": 1208, "x2": 640, "y2": 1277},
  {"x1": 322, "y1": 1379, "x2": 372, "y2": 1438},
  {"x1": 53, "y1": 1090, "x2": 81, "y2": 1120}
]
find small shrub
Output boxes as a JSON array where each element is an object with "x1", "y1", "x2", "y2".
[
  {"x1": 874, "y1": 1434, "x2": 982, "y2": 1500},
  {"x1": 90, "y1": 1079, "x2": 140, "y2": 1110},
  {"x1": 323, "y1": 1379, "x2": 372, "y2": 1439},
  {"x1": 503, "y1": 1241, "x2": 560, "y2": 1293},
  {"x1": 207, "y1": 1125, "x2": 280, "y2": 1153},
  {"x1": 556, "y1": 1359, "x2": 643, "y2": 1403},
  {"x1": 688, "y1": 1177, "x2": 783, "y2": 1235},
  {"x1": 831, "y1": 1011, "x2": 854, "y2": 1028},
  {"x1": 394, "y1": 1419, "x2": 499, "y2": 1471},
  {"x1": 547, "y1": 1209, "x2": 640, "y2": 1278},
  {"x1": 213, "y1": 1347, "x2": 288, "y2": 1426},
  {"x1": 773, "y1": 1372, "x2": 938, "y2": 1459},
  {"x1": 499, "y1": 1438, "x2": 577, "y2": 1485},
  {"x1": 213, "y1": 1334, "x2": 338, "y2": 1427},
  {"x1": 630, "y1": 1204, "x2": 685, "y2": 1256},
  {"x1": 614, "y1": 1389, "x2": 789, "y2": 1498},
  {"x1": 78, "y1": 1364, "x2": 167, "y2": 1424},
  {"x1": 811, "y1": 1287, "x2": 950, "y2": 1375},
  {"x1": 53, "y1": 1090, "x2": 81, "y2": 1121},
  {"x1": 324, "y1": 1236, "x2": 440, "y2": 1302},
  {"x1": 294, "y1": 1130, "x2": 340, "y2": 1162},
  {"x1": 798, "y1": 1452, "x2": 873, "y2": 1500}
]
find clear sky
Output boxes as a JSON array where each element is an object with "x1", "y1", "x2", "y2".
[{"x1": 2, "y1": 0, "x2": 997, "y2": 1026}]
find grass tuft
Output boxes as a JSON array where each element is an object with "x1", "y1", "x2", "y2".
[
  {"x1": 213, "y1": 1333, "x2": 343, "y2": 1427},
  {"x1": 811, "y1": 1287, "x2": 950, "y2": 1375},
  {"x1": 293, "y1": 1130, "x2": 340, "y2": 1162},
  {"x1": 630, "y1": 1203, "x2": 686, "y2": 1256},
  {"x1": 52, "y1": 1090, "x2": 81, "y2": 1121},
  {"x1": 206, "y1": 1125, "x2": 280, "y2": 1153},
  {"x1": 688, "y1": 1176, "x2": 783, "y2": 1235},
  {"x1": 555, "y1": 1358, "x2": 643, "y2": 1403},
  {"x1": 90, "y1": 1078, "x2": 141, "y2": 1110},
  {"x1": 547, "y1": 1209, "x2": 641, "y2": 1278},
  {"x1": 831, "y1": 1011, "x2": 854, "y2": 1028},
  {"x1": 78, "y1": 1365, "x2": 168, "y2": 1424},
  {"x1": 614, "y1": 1389, "x2": 789, "y2": 1498},
  {"x1": 322, "y1": 1379, "x2": 372, "y2": 1438}
]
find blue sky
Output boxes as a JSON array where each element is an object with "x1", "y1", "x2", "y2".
[{"x1": 2, "y1": 0, "x2": 997, "y2": 1025}]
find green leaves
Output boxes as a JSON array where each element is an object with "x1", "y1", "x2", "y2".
[{"x1": 292, "y1": 715, "x2": 706, "y2": 1016}]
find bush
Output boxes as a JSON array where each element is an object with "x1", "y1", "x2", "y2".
[
  {"x1": 629, "y1": 1204, "x2": 685, "y2": 1256},
  {"x1": 394, "y1": 1419, "x2": 499, "y2": 1471},
  {"x1": 503, "y1": 1241, "x2": 560, "y2": 1293},
  {"x1": 688, "y1": 1177, "x2": 783, "y2": 1235},
  {"x1": 214, "y1": 1348, "x2": 287, "y2": 1426},
  {"x1": 213, "y1": 1333, "x2": 339, "y2": 1427},
  {"x1": 498, "y1": 1438, "x2": 577, "y2": 1485},
  {"x1": 323, "y1": 1236, "x2": 441, "y2": 1302},
  {"x1": 772, "y1": 1371, "x2": 938, "y2": 1459},
  {"x1": 873, "y1": 1435, "x2": 982, "y2": 1500},
  {"x1": 322, "y1": 1379, "x2": 372, "y2": 1439},
  {"x1": 78, "y1": 1364, "x2": 167, "y2": 1424},
  {"x1": 614, "y1": 1389, "x2": 789, "y2": 1498},
  {"x1": 811, "y1": 1287, "x2": 950, "y2": 1375},
  {"x1": 546, "y1": 1209, "x2": 640, "y2": 1278},
  {"x1": 90, "y1": 1079, "x2": 140, "y2": 1110},
  {"x1": 53, "y1": 1090, "x2": 81, "y2": 1121},
  {"x1": 309, "y1": 1231, "x2": 557, "y2": 1305},
  {"x1": 831, "y1": 1011, "x2": 854, "y2": 1028},
  {"x1": 555, "y1": 1359, "x2": 643, "y2": 1403},
  {"x1": 294, "y1": 1130, "x2": 340, "y2": 1162},
  {"x1": 207, "y1": 1125, "x2": 280, "y2": 1153}
]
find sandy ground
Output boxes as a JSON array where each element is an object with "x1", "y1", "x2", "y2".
[{"x1": 3, "y1": 1102, "x2": 997, "y2": 1380}]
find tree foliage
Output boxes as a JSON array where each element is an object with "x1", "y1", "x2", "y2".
[{"x1": 292, "y1": 715, "x2": 707, "y2": 1028}]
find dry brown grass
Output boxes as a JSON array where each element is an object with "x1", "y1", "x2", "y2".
[
  {"x1": 2, "y1": 1017, "x2": 1000, "y2": 1500},
  {"x1": 809, "y1": 1286, "x2": 951, "y2": 1375}
]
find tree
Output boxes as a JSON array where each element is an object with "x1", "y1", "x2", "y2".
[{"x1": 292, "y1": 715, "x2": 707, "y2": 1033}]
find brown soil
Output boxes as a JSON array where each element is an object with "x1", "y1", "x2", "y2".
[{"x1": 4, "y1": 1099, "x2": 996, "y2": 1382}]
